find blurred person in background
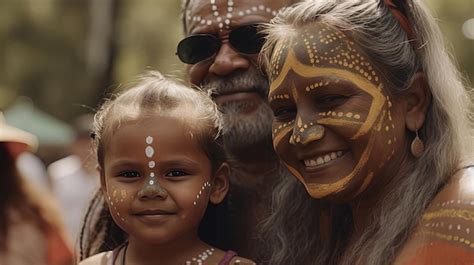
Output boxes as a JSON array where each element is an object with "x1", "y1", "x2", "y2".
[
  {"x1": 0, "y1": 112, "x2": 73, "y2": 265},
  {"x1": 48, "y1": 113, "x2": 99, "y2": 247}
]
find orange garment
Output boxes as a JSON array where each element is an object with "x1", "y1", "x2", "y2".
[
  {"x1": 46, "y1": 226, "x2": 74, "y2": 265},
  {"x1": 0, "y1": 211, "x2": 73, "y2": 265}
]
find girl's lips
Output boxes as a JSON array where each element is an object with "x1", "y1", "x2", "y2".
[
  {"x1": 133, "y1": 209, "x2": 176, "y2": 224},
  {"x1": 136, "y1": 214, "x2": 173, "y2": 224},
  {"x1": 135, "y1": 209, "x2": 174, "y2": 215}
]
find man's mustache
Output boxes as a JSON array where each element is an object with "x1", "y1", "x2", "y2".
[{"x1": 203, "y1": 69, "x2": 269, "y2": 99}]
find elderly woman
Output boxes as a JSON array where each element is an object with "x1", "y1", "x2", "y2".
[{"x1": 260, "y1": 0, "x2": 473, "y2": 264}]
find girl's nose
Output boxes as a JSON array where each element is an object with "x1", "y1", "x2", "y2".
[{"x1": 138, "y1": 180, "x2": 168, "y2": 200}]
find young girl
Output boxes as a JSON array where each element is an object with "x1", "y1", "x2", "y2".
[{"x1": 79, "y1": 72, "x2": 255, "y2": 265}]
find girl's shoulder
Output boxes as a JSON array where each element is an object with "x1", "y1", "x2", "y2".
[
  {"x1": 79, "y1": 251, "x2": 114, "y2": 265},
  {"x1": 227, "y1": 256, "x2": 256, "y2": 265},
  {"x1": 217, "y1": 250, "x2": 255, "y2": 265}
]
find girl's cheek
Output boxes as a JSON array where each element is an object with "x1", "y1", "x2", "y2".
[
  {"x1": 175, "y1": 180, "x2": 212, "y2": 222},
  {"x1": 191, "y1": 181, "x2": 212, "y2": 207},
  {"x1": 106, "y1": 187, "x2": 132, "y2": 226}
]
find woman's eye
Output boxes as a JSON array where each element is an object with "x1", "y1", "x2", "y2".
[
  {"x1": 273, "y1": 107, "x2": 296, "y2": 120},
  {"x1": 165, "y1": 170, "x2": 188, "y2": 178},
  {"x1": 316, "y1": 94, "x2": 349, "y2": 106},
  {"x1": 118, "y1": 171, "x2": 141, "y2": 178}
]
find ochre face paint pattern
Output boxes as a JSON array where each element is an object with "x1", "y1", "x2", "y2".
[
  {"x1": 269, "y1": 23, "x2": 401, "y2": 199},
  {"x1": 186, "y1": 0, "x2": 280, "y2": 31}
]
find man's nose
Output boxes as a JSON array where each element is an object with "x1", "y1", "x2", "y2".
[
  {"x1": 208, "y1": 42, "x2": 250, "y2": 76},
  {"x1": 289, "y1": 116, "x2": 325, "y2": 146}
]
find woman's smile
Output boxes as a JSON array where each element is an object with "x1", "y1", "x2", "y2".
[{"x1": 302, "y1": 150, "x2": 346, "y2": 168}]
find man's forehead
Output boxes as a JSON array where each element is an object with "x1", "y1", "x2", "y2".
[{"x1": 185, "y1": 0, "x2": 291, "y2": 33}]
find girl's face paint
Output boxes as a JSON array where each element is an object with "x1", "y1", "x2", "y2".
[
  {"x1": 102, "y1": 115, "x2": 214, "y2": 244},
  {"x1": 268, "y1": 23, "x2": 407, "y2": 201}
]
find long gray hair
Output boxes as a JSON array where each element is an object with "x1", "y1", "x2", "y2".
[{"x1": 259, "y1": 0, "x2": 473, "y2": 264}]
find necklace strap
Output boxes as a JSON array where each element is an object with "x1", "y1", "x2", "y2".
[{"x1": 122, "y1": 243, "x2": 128, "y2": 265}]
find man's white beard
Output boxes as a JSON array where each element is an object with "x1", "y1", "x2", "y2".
[
  {"x1": 220, "y1": 100, "x2": 274, "y2": 151},
  {"x1": 202, "y1": 66, "x2": 273, "y2": 153}
]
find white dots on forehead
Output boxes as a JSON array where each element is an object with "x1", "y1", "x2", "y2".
[
  {"x1": 282, "y1": 24, "x2": 383, "y2": 89},
  {"x1": 148, "y1": 161, "x2": 156, "y2": 169},
  {"x1": 146, "y1": 136, "x2": 153, "y2": 144},
  {"x1": 187, "y1": 0, "x2": 281, "y2": 31},
  {"x1": 145, "y1": 136, "x2": 157, "y2": 184},
  {"x1": 145, "y1": 146, "x2": 154, "y2": 158}
]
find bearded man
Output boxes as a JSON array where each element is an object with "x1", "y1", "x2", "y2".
[{"x1": 177, "y1": 0, "x2": 299, "y2": 260}]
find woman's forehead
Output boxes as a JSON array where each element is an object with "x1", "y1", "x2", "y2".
[{"x1": 270, "y1": 23, "x2": 384, "y2": 90}]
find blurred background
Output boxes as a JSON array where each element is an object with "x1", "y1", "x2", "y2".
[{"x1": 0, "y1": 0, "x2": 473, "y2": 162}]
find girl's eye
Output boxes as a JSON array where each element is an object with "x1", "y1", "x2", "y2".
[
  {"x1": 118, "y1": 171, "x2": 141, "y2": 178},
  {"x1": 165, "y1": 170, "x2": 188, "y2": 178}
]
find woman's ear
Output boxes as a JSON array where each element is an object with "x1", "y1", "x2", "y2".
[
  {"x1": 405, "y1": 72, "x2": 431, "y2": 131},
  {"x1": 209, "y1": 162, "x2": 230, "y2": 204}
]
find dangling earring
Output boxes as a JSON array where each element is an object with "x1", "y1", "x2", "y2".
[{"x1": 411, "y1": 127, "x2": 424, "y2": 158}]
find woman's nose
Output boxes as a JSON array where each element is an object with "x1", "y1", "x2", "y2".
[{"x1": 289, "y1": 116, "x2": 325, "y2": 146}]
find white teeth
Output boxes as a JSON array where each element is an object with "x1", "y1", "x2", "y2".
[
  {"x1": 316, "y1": 157, "x2": 324, "y2": 165},
  {"x1": 304, "y1": 151, "x2": 345, "y2": 167},
  {"x1": 324, "y1": 155, "x2": 331, "y2": 162}
]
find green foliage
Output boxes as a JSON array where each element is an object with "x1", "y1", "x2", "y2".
[{"x1": 0, "y1": 0, "x2": 471, "y2": 122}]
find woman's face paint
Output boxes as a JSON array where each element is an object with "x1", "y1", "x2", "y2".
[
  {"x1": 268, "y1": 23, "x2": 407, "y2": 201},
  {"x1": 102, "y1": 115, "x2": 214, "y2": 244}
]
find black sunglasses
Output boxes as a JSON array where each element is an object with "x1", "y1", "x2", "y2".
[{"x1": 176, "y1": 24, "x2": 266, "y2": 64}]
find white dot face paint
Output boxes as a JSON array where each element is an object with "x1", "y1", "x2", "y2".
[
  {"x1": 193, "y1": 181, "x2": 212, "y2": 206},
  {"x1": 102, "y1": 116, "x2": 220, "y2": 247},
  {"x1": 146, "y1": 136, "x2": 153, "y2": 144},
  {"x1": 145, "y1": 146, "x2": 154, "y2": 158},
  {"x1": 146, "y1": 136, "x2": 157, "y2": 186},
  {"x1": 108, "y1": 188, "x2": 128, "y2": 224},
  {"x1": 186, "y1": 0, "x2": 284, "y2": 32},
  {"x1": 148, "y1": 161, "x2": 156, "y2": 168}
]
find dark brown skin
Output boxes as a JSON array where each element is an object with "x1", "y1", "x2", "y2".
[
  {"x1": 183, "y1": 0, "x2": 296, "y2": 259},
  {"x1": 267, "y1": 24, "x2": 474, "y2": 264},
  {"x1": 394, "y1": 167, "x2": 474, "y2": 265}
]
